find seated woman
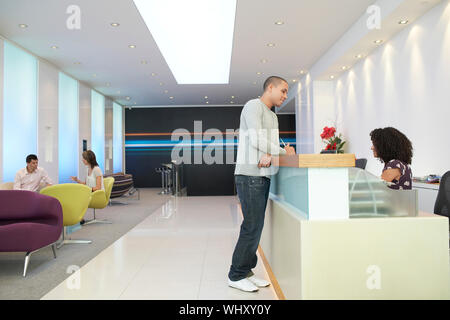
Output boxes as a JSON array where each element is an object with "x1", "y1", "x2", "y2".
[
  {"x1": 370, "y1": 127, "x2": 413, "y2": 190},
  {"x1": 71, "y1": 150, "x2": 104, "y2": 224},
  {"x1": 71, "y1": 150, "x2": 104, "y2": 192}
]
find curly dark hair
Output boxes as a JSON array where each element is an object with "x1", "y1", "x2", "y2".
[{"x1": 370, "y1": 127, "x2": 413, "y2": 164}]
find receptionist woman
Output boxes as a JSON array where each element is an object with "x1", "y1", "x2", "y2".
[{"x1": 370, "y1": 127, "x2": 413, "y2": 190}]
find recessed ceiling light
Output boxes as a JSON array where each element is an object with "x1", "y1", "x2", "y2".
[
  {"x1": 128, "y1": 45, "x2": 136, "y2": 48},
  {"x1": 19, "y1": 24, "x2": 28, "y2": 28},
  {"x1": 292, "y1": 79, "x2": 297, "y2": 82},
  {"x1": 256, "y1": 72, "x2": 262, "y2": 75},
  {"x1": 169, "y1": 96, "x2": 174, "y2": 99},
  {"x1": 133, "y1": 0, "x2": 236, "y2": 84},
  {"x1": 151, "y1": 73, "x2": 157, "y2": 76},
  {"x1": 330, "y1": 75, "x2": 335, "y2": 79},
  {"x1": 164, "y1": 90, "x2": 169, "y2": 93},
  {"x1": 267, "y1": 43, "x2": 275, "y2": 47},
  {"x1": 50, "y1": 45, "x2": 58, "y2": 49},
  {"x1": 258, "y1": 96, "x2": 261, "y2": 98},
  {"x1": 261, "y1": 59, "x2": 268, "y2": 63},
  {"x1": 299, "y1": 70, "x2": 305, "y2": 74},
  {"x1": 204, "y1": 96, "x2": 208, "y2": 99},
  {"x1": 398, "y1": 20, "x2": 409, "y2": 25},
  {"x1": 126, "y1": 96, "x2": 131, "y2": 100},
  {"x1": 374, "y1": 39, "x2": 383, "y2": 44},
  {"x1": 253, "y1": 82, "x2": 257, "y2": 85},
  {"x1": 141, "y1": 60, "x2": 148, "y2": 64},
  {"x1": 159, "y1": 82, "x2": 164, "y2": 86},
  {"x1": 111, "y1": 23, "x2": 120, "y2": 27},
  {"x1": 275, "y1": 21, "x2": 284, "y2": 25},
  {"x1": 342, "y1": 66, "x2": 348, "y2": 70},
  {"x1": 355, "y1": 54, "x2": 364, "y2": 59},
  {"x1": 206, "y1": 101, "x2": 209, "y2": 104},
  {"x1": 230, "y1": 101, "x2": 234, "y2": 104},
  {"x1": 231, "y1": 96, "x2": 235, "y2": 98}
]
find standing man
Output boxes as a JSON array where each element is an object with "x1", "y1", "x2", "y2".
[
  {"x1": 13, "y1": 154, "x2": 53, "y2": 191},
  {"x1": 229, "y1": 76, "x2": 295, "y2": 292}
]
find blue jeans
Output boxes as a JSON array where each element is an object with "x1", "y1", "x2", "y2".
[{"x1": 228, "y1": 175, "x2": 271, "y2": 281}]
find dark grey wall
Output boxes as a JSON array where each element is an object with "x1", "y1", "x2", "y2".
[{"x1": 125, "y1": 106, "x2": 296, "y2": 196}]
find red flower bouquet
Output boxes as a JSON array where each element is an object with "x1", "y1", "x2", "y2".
[{"x1": 320, "y1": 126, "x2": 345, "y2": 153}]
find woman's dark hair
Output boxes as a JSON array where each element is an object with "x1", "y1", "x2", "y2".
[
  {"x1": 82, "y1": 150, "x2": 99, "y2": 169},
  {"x1": 370, "y1": 127, "x2": 413, "y2": 164}
]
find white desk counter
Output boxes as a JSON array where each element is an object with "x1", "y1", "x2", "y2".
[
  {"x1": 260, "y1": 155, "x2": 450, "y2": 300},
  {"x1": 413, "y1": 181, "x2": 439, "y2": 213}
]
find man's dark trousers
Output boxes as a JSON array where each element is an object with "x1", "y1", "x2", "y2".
[{"x1": 228, "y1": 174, "x2": 271, "y2": 281}]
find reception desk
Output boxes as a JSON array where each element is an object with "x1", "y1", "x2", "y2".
[{"x1": 260, "y1": 154, "x2": 449, "y2": 299}]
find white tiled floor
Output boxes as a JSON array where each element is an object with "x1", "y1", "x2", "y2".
[{"x1": 41, "y1": 196, "x2": 277, "y2": 300}]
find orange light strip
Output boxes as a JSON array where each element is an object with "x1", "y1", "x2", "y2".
[{"x1": 126, "y1": 131, "x2": 296, "y2": 137}]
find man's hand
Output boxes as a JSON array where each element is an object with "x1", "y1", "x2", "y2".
[
  {"x1": 284, "y1": 143, "x2": 295, "y2": 155},
  {"x1": 258, "y1": 154, "x2": 272, "y2": 168}
]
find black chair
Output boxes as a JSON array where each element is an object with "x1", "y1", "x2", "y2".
[
  {"x1": 355, "y1": 158, "x2": 368, "y2": 170},
  {"x1": 434, "y1": 171, "x2": 450, "y2": 219}
]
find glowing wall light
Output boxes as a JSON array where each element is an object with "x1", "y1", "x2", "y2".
[
  {"x1": 58, "y1": 72, "x2": 79, "y2": 183},
  {"x1": 3, "y1": 42, "x2": 37, "y2": 181}
]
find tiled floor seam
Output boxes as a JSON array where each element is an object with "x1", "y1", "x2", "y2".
[
  {"x1": 116, "y1": 198, "x2": 173, "y2": 300},
  {"x1": 196, "y1": 233, "x2": 210, "y2": 299}
]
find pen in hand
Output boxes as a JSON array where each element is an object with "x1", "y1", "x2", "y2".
[{"x1": 280, "y1": 138, "x2": 295, "y2": 155}]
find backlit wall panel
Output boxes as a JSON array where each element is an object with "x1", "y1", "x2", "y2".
[
  {"x1": 58, "y1": 72, "x2": 78, "y2": 183},
  {"x1": 3, "y1": 42, "x2": 37, "y2": 182}
]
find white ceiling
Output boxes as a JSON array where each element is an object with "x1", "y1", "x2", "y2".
[{"x1": 0, "y1": 0, "x2": 376, "y2": 106}]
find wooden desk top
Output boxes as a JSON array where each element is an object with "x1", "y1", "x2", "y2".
[{"x1": 275, "y1": 154, "x2": 356, "y2": 168}]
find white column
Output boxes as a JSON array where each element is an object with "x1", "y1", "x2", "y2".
[
  {"x1": 105, "y1": 98, "x2": 113, "y2": 175},
  {"x1": 78, "y1": 83, "x2": 91, "y2": 181},
  {"x1": 37, "y1": 60, "x2": 59, "y2": 183},
  {"x1": 312, "y1": 80, "x2": 337, "y2": 153}
]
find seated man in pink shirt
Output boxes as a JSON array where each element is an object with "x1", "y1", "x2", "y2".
[{"x1": 13, "y1": 154, "x2": 53, "y2": 192}]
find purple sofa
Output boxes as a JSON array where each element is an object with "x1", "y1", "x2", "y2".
[{"x1": 0, "y1": 190, "x2": 63, "y2": 277}]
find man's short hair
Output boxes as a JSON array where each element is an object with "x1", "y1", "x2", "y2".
[
  {"x1": 263, "y1": 76, "x2": 288, "y2": 92},
  {"x1": 26, "y1": 154, "x2": 38, "y2": 163}
]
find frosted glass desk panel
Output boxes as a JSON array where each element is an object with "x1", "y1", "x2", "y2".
[
  {"x1": 270, "y1": 166, "x2": 418, "y2": 219},
  {"x1": 348, "y1": 167, "x2": 418, "y2": 218},
  {"x1": 270, "y1": 167, "x2": 309, "y2": 217},
  {"x1": 270, "y1": 166, "x2": 349, "y2": 220}
]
